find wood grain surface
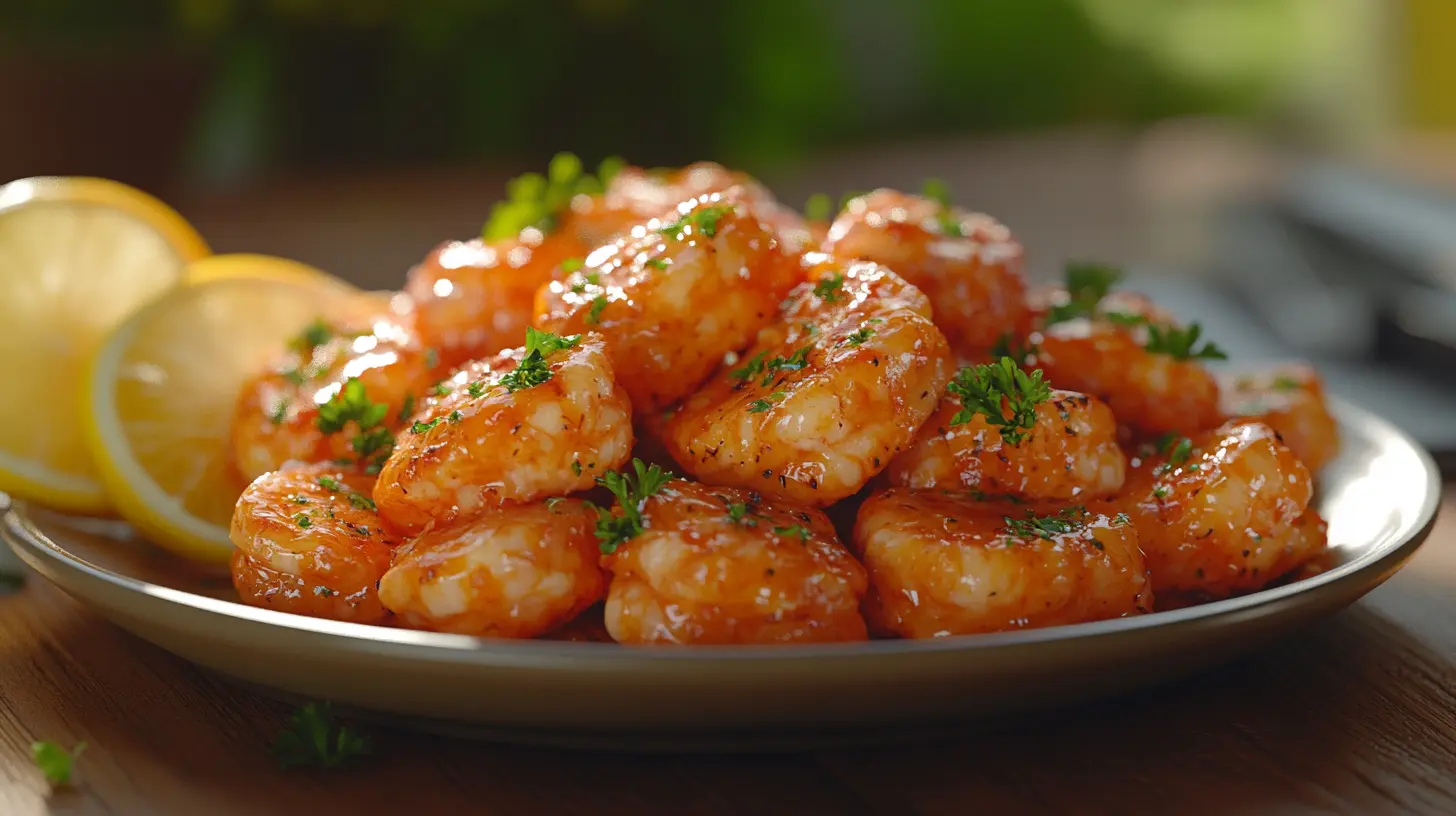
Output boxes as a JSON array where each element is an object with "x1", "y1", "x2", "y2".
[{"x1": 1, "y1": 489, "x2": 1453, "y2": 816}]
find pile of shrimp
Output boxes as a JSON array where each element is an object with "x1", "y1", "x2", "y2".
[{"x1": 226, "y1": 156, "x2": 1339, "y2": 644}]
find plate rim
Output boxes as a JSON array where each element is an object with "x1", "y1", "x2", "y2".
[{"x1": 2, "y1": 397, "x2": 1441, "y2": 665}]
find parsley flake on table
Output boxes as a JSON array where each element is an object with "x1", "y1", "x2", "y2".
[
  {"x1": 1003, "y1": 506, "x2": 1088, "y2": 541},
  {"x1": 812, "y1": 273, "x2": 845, "y2": 303},
  {"x1": 658, "y1": 205, "x2": 733, "y2": 240},
  {"x1": 273, "y1": 702, "x2": 372, "y2": 770},
  {"x1": 31, "y1": 740, "x2": 85, "y2": 786},
  {"x1": 947, "y1": 357, "x2": 1052, "y2": 445},
  {"x1": 593, "y1": 459, "x2": 675, "y2": 554},
  {"x1": 1144, "y1": 323, "x2": 1227, "y2": 361},
  {"x1": 498, "y1": 327, "x2": 582, "y2": 393}
]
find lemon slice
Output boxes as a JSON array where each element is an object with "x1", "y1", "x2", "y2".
[
  {"x1": 84, "y1": 278, "x2": 342, "y2": 563},
  {"x1": 0, "y1": 176, "x2": 209, "y2": 513},
  {"x1": 184, "y1": 253, "x2": 358, "y2": 296}
]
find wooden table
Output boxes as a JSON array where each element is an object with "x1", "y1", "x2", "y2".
[{"x1": 0, "y1": 491, "x2": 1452, "y2": 816}]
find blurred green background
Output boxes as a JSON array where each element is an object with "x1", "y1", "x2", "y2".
[{"x1": 0, "y1": 0, "x2": 1389, "y2": 190}]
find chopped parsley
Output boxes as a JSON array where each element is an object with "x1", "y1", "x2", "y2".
[
  {"x1": 658, "y1": 205, "x2": 733, "y2": 239},
  {"x1": 1144, "y1": 323, "x2": 1227, "y2": 361},
  {"x1": 448, "y1": 410, "x2": 463, "y2": 424},
  {"x1": 315, "y1": 377, "x2": 392, "y2": 464},
  {"x1": 411, "y1": 418, "x2": 442, "y2": 434},
  {"x1": 273, "y1": 702, "x2": 372, "y2": 770},
  {"x1": 1113, "y1": 512, "x2": 1131, "y2": 526},
  {"x1": 561, "y1": 257, "x2": 584, "y2": 274},
  {"x1": 646, "y1": 257, "x2": 670, "y2": 270},
  {"x1": 760, "y1": 346, "x2": 812, "y2": 386},
  {"x1": 1153, "y1": 485, "x2": 1170, "y2": 499},
  {"x1": 842, "y1": 318, "x2": 883, "y2": 347},
  {"x1": 346, "y1": 493, "x2": 376, "y2": 511},
  {"x1": 773, "y1": 524, "x2": 812, "y2": 542},
  {"x1": 812, "y1": 273, "x2": 846, "y2": 303},
  {"x1": 722, "y1": 496, "x2": 762, "y2": 526},
  {"x1": 730, "y1": 350, "x2": 769, "y2": 382},
  {"x1": 466, "y1": 381, "x2": 489, "y2": 398},
  {"x1": 294, "y1": 513, "x2": 312, "y2": 529},
  {"x1": 499, "y1": 327, "x2": 582, "y2": 392},
  {"x1": 572, "y1": 459, "x2": 583, "y2": 476},
  {"x1": 585, "y1": 296, "x2": 608, "y2": 325},
  {"x1": 289, "y1": 319, "x2": 333, "y2": 354},
  {"x1": 593, "y1": 459, "x2": 675, "y2": 554},
  {"x1": 1003, "y1": 506, "x2": 1087, "y2": 541},
  {"x1": 483, "y1": 152, "x2": 619, "y2": 240},
  {"x1": 1272, "y1": 374, "x2": 1301, "y2": 391},
  {"x1": 804, "y1": 193, "x2": 833, "y2": 222},
  {"x1": 947, "y1": 357, "x2": 1052, "y2": 445},
  {"x1": 1046, "y1": 262, "x2": 1123, "y2": 325},
  {"x1": 396, "y1": 393, "x2": 416, "y2": 422},
  {"x1": 430, "y1": 381, "x2": 453, "y2": 397},
  {"x1": 1162, "y1": 435, "x2": 1195, "y2": 465},
  {"x1": 316, "y1": 476, "x2": 343, "y2": 491},
  {"x1": 921, "y1": 178, "x2": 962, "y2": 236},
  {"x1": 313, "y1": 586, "x2": 336, "y2": 597},
  {"x1": 746, "y1": 391, "x2": 787, "y2": 413},
  {"x1": 31, "y1": 740, "x2": 85, "y2": 786}
]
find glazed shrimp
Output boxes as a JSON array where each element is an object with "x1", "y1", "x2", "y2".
[
  {"x1": 887, "y1": 362, "x2": 1126, "y2": 501},
  {"x1": 854, "y1": 489, "x2": 1152, "y2": 638},
  {"x1": 374, "y1": 330, "x2": 633, "y2": 535},
  {"x1": 663, "y1": 255, "x2": 953, "y2": 506},
  {"x1": 230, "y1": 303, "x2": 439, "y2": 482},
  {"x1": 403, "y1": 229, "x2": 585, "y2": 370},
  {"x1": 230, "y1": 462, "x2": 396, "y2": 624},
  {"x1": 1026, "y1": 274, "x2": 1223, "y2": 438},
  {"x1": 602, "y1": 478, "x2": 868, "y2": 644},
  {"x1": 535, "y1": 190, "x2": 803, "y2": 413},
  {"x1": 378, "y1": 498, "x2": 606, "y2": 637},
  {"x1": 823, "y1": 188, "x2": 1028, "y2": 357},
  {"x1": 1116, "y1": 419, "x2": 1321, "y2": 600},
  {"x1": 1219, "y1": 363, "x2": 1339, "y2": 472},
  {"x1": 564, "y1": 161, "x2": 776, "y2": 248}
]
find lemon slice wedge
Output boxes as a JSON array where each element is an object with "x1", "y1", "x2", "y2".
[
  {"x1": 0, "y1": 176, "x2": 209, "y2": 513},
  {"x1": 83, "y1": 278, "x2": 343, "y2": 563},
  {"x1": 184, "y1": 253, "x2": 358, "y2": 296}
]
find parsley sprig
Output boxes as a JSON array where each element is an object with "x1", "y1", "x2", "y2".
[
  {"x1": 1003, "y1": 506, "x2": 1088, "y2": 541},
  {"x1": 947, "y1": 358, "x2": 1052, "y2": 445},
  {"x1": 273, "y1": 702, "x2": 372, "y2": 770},
  {"x1": 483, "y1": 153, "x2": 624, "y2": 240},
  {"x1": 498, "y1": 327, "x2": 582, "y2": 393},
  {"x1": 1046, "y1": 262, "x2": 1123, "y2": 325},
  {"x1": 921, "y1": 178, "x2": 963, "y2": 237},
  {"x1": 593, "y1": 459, "x2": 675, "y2": 554},
  {"x1": 315, "y1": 379, "x2": 395, "y2": 473},
  {"x1": 812, "y1": 273, "x2": 846, "y2": 303},
  {"x1": 1144, "y1": 323, "x2": 1227, "y2": 361},
  {"x1": 31, "y1": 740, "x2": 85, "y2": 786},
  {"x1": 659, "y1": 204, "x2": 733, "y2": 240}
]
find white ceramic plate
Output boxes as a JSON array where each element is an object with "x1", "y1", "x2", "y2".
[{"x1": 2, "y1": 399, "x2": 1439, "y2": 751}]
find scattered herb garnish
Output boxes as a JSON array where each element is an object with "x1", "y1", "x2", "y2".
[
  {"x1": 430, "y1": 381, "x2": 453, "y2": 397},
  {"x1": 585, "y1": 296, "x2": 608, "y2": 325},
  {"x1": 561, "y1": 257, "x2": 584, "y2": 274},
  {"x1": 593, "y1": 459, "x2": 675, "y2": 554},
  {"x1": 447, "y1": 410, "x2": 463, "y2": 424},
  {"x1": 658, "y1": 205, "x2": 733, "y2": 240},
  {"x1": 921, "y1": 178, "x2": 963, "y2": 236},
  {"x1": 31, "y1": 741, "x2": 85, "y2": 786},
  {"x1": 722, "y1": 496, "x2": 762, "y2": 526},
  {"x1": 1003, "y1": 506, "x2": 1087, "y2": 541},
  {"x1": 842, "y1": 318, "x2": 883, "y2": 347},
  {"x1": 1161, "y1": 435, "x2": 1194, "y2": 466},
  {"x1": 812, "y1": 273, "x2": 845, "y2": 303},
  {"x1": 1153, "y1": 485, "x2": 1170, "y2": 499},
  {"x1": 758, "y1": 346, "x2": 812, "y2": 386},
  {"x1": 268, "y1": 397, "x2": 291, "y2": 425},
  {"x1": 730, "y1": 350, "x2": 769, "y2": 382},
  {"x1": 396, "y1": 393, "x2": 416, "y2": 422},
  {"x1": 466, "y1": 381, "x2": 488, "y2": 398},
  {"x1": 411, "y1": 418, "x2": 442, "y2": 434},
  {"x1": 804, "y1": 193, "x2": 833, "y2": 222},
  {"x1": 1113, "y1": 512, "x2": 1131, "y2": 526},
  {"x1": 645, "y1": 257, "x2": 669, "y2": 270},
  {"x1": 773, "y1": 524, "x2": 811, "y2": 543},
  {"x1": 1046, "y1": 262, "x2": 1123, "y2": 325},
  {"x1": 499, "y1": 327, "x2": 582, "y2": 392},
  {"x1": 746, "y1": 391, "x2": 787, "y2": 413},
  {"x1": 313, "y1": 586, "x2": 336, "y2": 597},
  {"x1": 273, "y1": 702, "x2": 372, "y2": 770},
  {"x1": 1272, "y1": 374, "x2": 1301, "y2": 391},
  {"x1": 483, "y1": 153, "x2": 622, "y2": 240},
  {"x1": 947, "y1": 357, "x2": 1052, "y2": 445},
  {"x1": 571, "y1": 459, "x2": 583, "y2": 476},
  {"x1": 315, "y1": 379, "x2": 394, "y2": 470},
  {"x1": 294, "y1": 513, "x2": 312, "y2": 529},
  {"x1": 1144, "y1": 323, "x2": 1227, "y2": 361},
  {"x1": 289, "y1": 319, "x2": 333, "y2": 354}
]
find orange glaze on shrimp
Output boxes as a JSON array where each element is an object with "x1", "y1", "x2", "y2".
[
  {"x1": 664, "y1": 255, "x2": 953, "y2": 506},
  {"x1": 603, "y1": 480, "x2": 868, "y2": 644},
  {"x1": 887, "y1": 387, "x2": 1125, "y2": 501},
  {"x1": 374, "y1": 332, "x2": 633, "y2": 536},
  {"x1": 404, "y1": 228, "x2": 585, "y2": 370},
  {"x1": 823, "y1": 189, "x2": 1028, "y2": 357},
  {"x1": 1219, "y1": 362, "x2": 1339, "y2": 473},
  {"x1": 229, "y1": 305, "x2": 439, "y2": 482},
  {"x1": 535, "y1": 190, "x2": 802, "y2": 413},
  {"x1": 854, "y1": 489, "x2": 1151, "y2": 638},
  {"x1": 230, "y1": 462, "x2": 396, "y2": 624},
  {"x1": 1026, "y1": 287, "x2": 1223, "y2": 439},
  {"x1": 1116, "y1": 419, "x2": 1320, "y2": 600},
  {"x1": 378, "y1": 499, "x2": 606, "y2": 637}
]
